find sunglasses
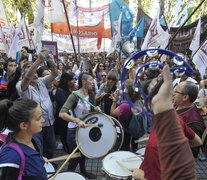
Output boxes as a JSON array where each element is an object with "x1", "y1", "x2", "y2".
[
  {"x1": 99, "y1": 65, "x2": 104, "y2": 67},
  {"x1": 101, "y1": 75, "x2": 107, "y2": 77},
  {"x1": 108, "y1": 77, "x2": 116, "y2": 81}
]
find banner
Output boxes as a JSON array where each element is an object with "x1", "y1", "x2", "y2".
[
  {"x1": 0, "y1": 0, "x2": 9, "y2": 27},
  {"x1": 107, "y1": 11, "x2": 122, "y2": 56},
  {"x1": 189, "y1": 17, "x2": 201, "y2": 56},
  {"x1": 45, "y1": 0, "x2": 66, "y2": 23},
  {"x1": 42, "y1": 30, "x2": 111, "y2": 53},
  {"x1": 41, "y1": 40, "x2": 58, "y2": 60},
  {"x1": 0, "y1": 26, "x2": 8, "y2": 53},
  {"x1": 8, "y1": 15, "x2": 30, "y2": 59},
  {"x1": 51, "y1": 2, "x2": 112, "y2": 39},
  {"x1": 109, "y1": 0, "x2": 134, "y2": 37},
  {"x1": 141, "y1": 7, "x2": 170, "y2": 50},
  {"x1": 193, "y1": 40, "x2": 207, "y2": 77},
  {"x1": 163, "y1": 14, "x2": 207, "y2": 53},
  {"x1": 33, "y1": 0, "x2": 45, "y2": 46}
]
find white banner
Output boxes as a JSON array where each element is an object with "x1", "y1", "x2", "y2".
[
  {"x1": 0, "y1": 26, "x2": 8, "y2": 53},
  {"x1": 8, "y1": 15, "x2": 30, "y2": 59},
  {"x1": 141, "y1": 7, "x2": 170, "y2": 50},
  {"x1": 42, "y1": 30, "x2": 110, "y2": 53},
  {"x1": 189, "y1": 17, "x2": 201, "y2": 56},
  {"x1": 107, "y1": 11, "x2": 122, "y2": 57},
  {"x1": 33, "y1": 0, "x2": 45, "y2": 46},
  {"x1": 45, "y1": 0, "x2": 66, "y2": 23},
  {"x1": 193, "y1": 40, "x2": 207, "y2": 77},
  {"x1": 0, "y1": 0, "x2": 9, "y2": 27}
]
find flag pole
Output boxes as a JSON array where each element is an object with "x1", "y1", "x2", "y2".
[
  {"x1": 62, "y1": 0, "x2": 78, "y2": 61},
  {"x1": 192, "y1": 36, "x2": 207, "y2": 58},
  {"x1": 119, "y1": 7, "x2": 123, "y2": 61},
  {"x1": 75, "y1": 0, "x2": 80, "y2": 54},
  {"x1": 165, "y1": 0, "x2": 206, "y2": 50}
]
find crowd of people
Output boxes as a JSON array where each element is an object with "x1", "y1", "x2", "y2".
[{"x1": 0, "y1": 47, "x2": 206, "y2": 179}]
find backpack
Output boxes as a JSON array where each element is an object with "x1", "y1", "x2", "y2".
[
  {"x1": 127, "y1": 113, "x2": 148, "y2": 139},
  {"x1": 0, "y1": 134, "x2": 25, "y2": 180}
]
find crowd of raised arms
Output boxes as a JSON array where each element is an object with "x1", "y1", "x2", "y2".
[{"x1": 0, "y1": 48, "x2": 206, "y2": 180}]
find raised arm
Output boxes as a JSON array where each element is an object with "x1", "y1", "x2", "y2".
[
  {"x1": 151, "y1": 65, "x2": 196, "y2": 180},
  {"x1": 21, "y1": 50, "x2": 46, "y2": 91}
]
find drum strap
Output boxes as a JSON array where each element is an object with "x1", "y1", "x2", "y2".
[{"x1": 71, "y1": 108, "x2": 77, "y2": 118}]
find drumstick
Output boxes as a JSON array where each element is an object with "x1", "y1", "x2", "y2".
[
  {"x1": 85, "y1": 123, "x2": 103, "y2": 127},
  {"x1": 51, "y1": 144, "x2": 80, "y2": 180},
  {"x1": 116, "y1": 160, "x2": 130, "y2": 171},
  {"x1": 123, "y1": 154, "x2": 144, "y2": 161},
  {"x1": 46, "y1": 152, "x2": 81, "y2": 162}
]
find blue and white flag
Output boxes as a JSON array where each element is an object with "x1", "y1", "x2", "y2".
[
  {"x1": 129, "y1": 16, "x2": 145, "y2": 40},
  {"x1": 109, "y1": 0, "x2": 134, "y2": 37}
]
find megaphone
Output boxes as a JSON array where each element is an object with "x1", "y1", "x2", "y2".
[{"x1": 122, "y1": 41, "x2": 135, "y2": 55}]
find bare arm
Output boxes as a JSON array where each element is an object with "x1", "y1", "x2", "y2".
[
  {"x1": 189, "y1": 133, "x2": 202, "y2": 147},
  {"x1": 47, "y1": 54, "x2": 58, "y2": 81},
  {"x1": 21, "y1": 51, "x2": 45, "y2": 91}
]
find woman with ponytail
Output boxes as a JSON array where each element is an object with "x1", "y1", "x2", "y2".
[
  {"x1": 0, "y1": 98, "x2": 47, "y2": 180},
  {"x1": 59, "y1": 72, "x2": 100, "y2": 179},
  {"x1": 110, "y1": 79, "x2": 140, "y2": 151}
]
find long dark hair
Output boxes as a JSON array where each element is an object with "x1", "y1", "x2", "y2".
[
  {"x1": 0, "y1": 98, "x2": 38, "y2": 142},
  {"x1": 78, "y1": 72, "x2": 95, "y2": 111},
  {"x1": 58, "y1": 72, "x2": 74, "y2": 91}
]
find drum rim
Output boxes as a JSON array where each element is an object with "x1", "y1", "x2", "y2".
[
  {"x1": 48, "y1": 171, "x2": 86, "y2": 180},
  {"x1": 75, "y1": 112, "x2": 117, "y2": 159},
  {"x1": 102, "y1": 151, "x2": 138, "y2": 178},
  {"x1": 108, "y1": 115, "x2": 125, "y2": 151}
]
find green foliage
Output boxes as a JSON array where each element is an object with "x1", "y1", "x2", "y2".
[{"x1": 3, "y1": 0, "x2": 36, "y2": 25}]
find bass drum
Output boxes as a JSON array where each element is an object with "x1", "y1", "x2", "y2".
[
  {"x1": 108, "y1": 116, "x2": 124, "y2": 151},
  {"x1": 76, "y1": 112, "x2": 117, "y2": 158}
]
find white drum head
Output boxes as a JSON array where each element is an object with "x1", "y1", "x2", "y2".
[
  {"x1": 136, "y1": 147, "x2": 146, "y2": 155},
  {"x1": 44, "y1": 162, "x2": 55, "y2": 174},
  {"x1": 76, "y1": 112, "x2": 117, "y2": 158},
  {"x1": 49, "y1": 172, "x2": 86, "y2": 180},
  {"x1": 102, "y1": 151, "x2": 142, "y2": 178}
]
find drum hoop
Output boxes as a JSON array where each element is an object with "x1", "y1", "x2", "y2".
[
  {"x1": 109, "y1": 116, "x2": 125, "y2": 151},
  {"x1": 48, "y1": 171, "x2": 86, "y2": 180},
  {"x1": 75, "y1": 112, "x2": 117, "y2": 159},
  {"x1": 102, "y1": 151, "x2": 136, "y2": 179}
]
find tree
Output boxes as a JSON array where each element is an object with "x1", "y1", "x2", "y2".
[{"x1": 3, "y1": 0, "x2": 36, "y2": 25}]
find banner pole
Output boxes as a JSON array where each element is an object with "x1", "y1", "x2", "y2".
[
  {"x1": 62, "y1": 0, "x2": 78, "y2": 61},
  {"x1": 192, "y1": 36, "x2": 207, "y2": 58},
  {"x1": 165, "y1": 0, "x2": 206, "y2": 50}
]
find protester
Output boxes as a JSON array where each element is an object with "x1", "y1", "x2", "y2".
[
  {"x1": 96, "y1": 70, "x2": 120, "y2": 115},
  {"x1": 110, "y1": 79, "x2": 140, "y2": 150},
  {"x1": 16, "y1": 49, "x2": 58, "y2": 159},
  {"x1": 0, "y1": 98, "x2": 47, "y2": 180},
  {"x1": 59, "y1": 72, "x2": 100, "y2": 179},
  {"x1": 131, "y1": 65, "x2": 197, "y2": 180},
  {"x1": 54, "y1": 72, "x2": 76, "y2": 153}
]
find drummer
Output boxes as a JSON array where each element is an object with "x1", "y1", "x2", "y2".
[
  {"x1": 131, "y1": 65, "x2": 198, "y2": 180},
  {"x1": 0, "y1": 98, "x2": 47, "y2": 180},
  {"x1": 59, "y1": 72, "x2": 100, "y2": 179}
]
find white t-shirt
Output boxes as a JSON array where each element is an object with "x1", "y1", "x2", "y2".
[{"x1": 68, "y1": 95, "x2": 91, "y2": 128}]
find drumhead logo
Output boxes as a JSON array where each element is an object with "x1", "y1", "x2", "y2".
[{"x1": 85, "y1": 117, "x2": 98, "y2": 124}]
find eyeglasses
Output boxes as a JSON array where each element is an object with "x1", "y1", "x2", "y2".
[
  {"x1": 108, "y1": 77, "x2": 116, "y2": 81},
  {"x1": 174, "y1": 90, "x2": 186, "y2": 95},
  {"x1": 101, "y1": 75, "x2": 107, "y2": 77},
  {"x1": 99, "y1": 65, "x2": 104, "y2": 67}
]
